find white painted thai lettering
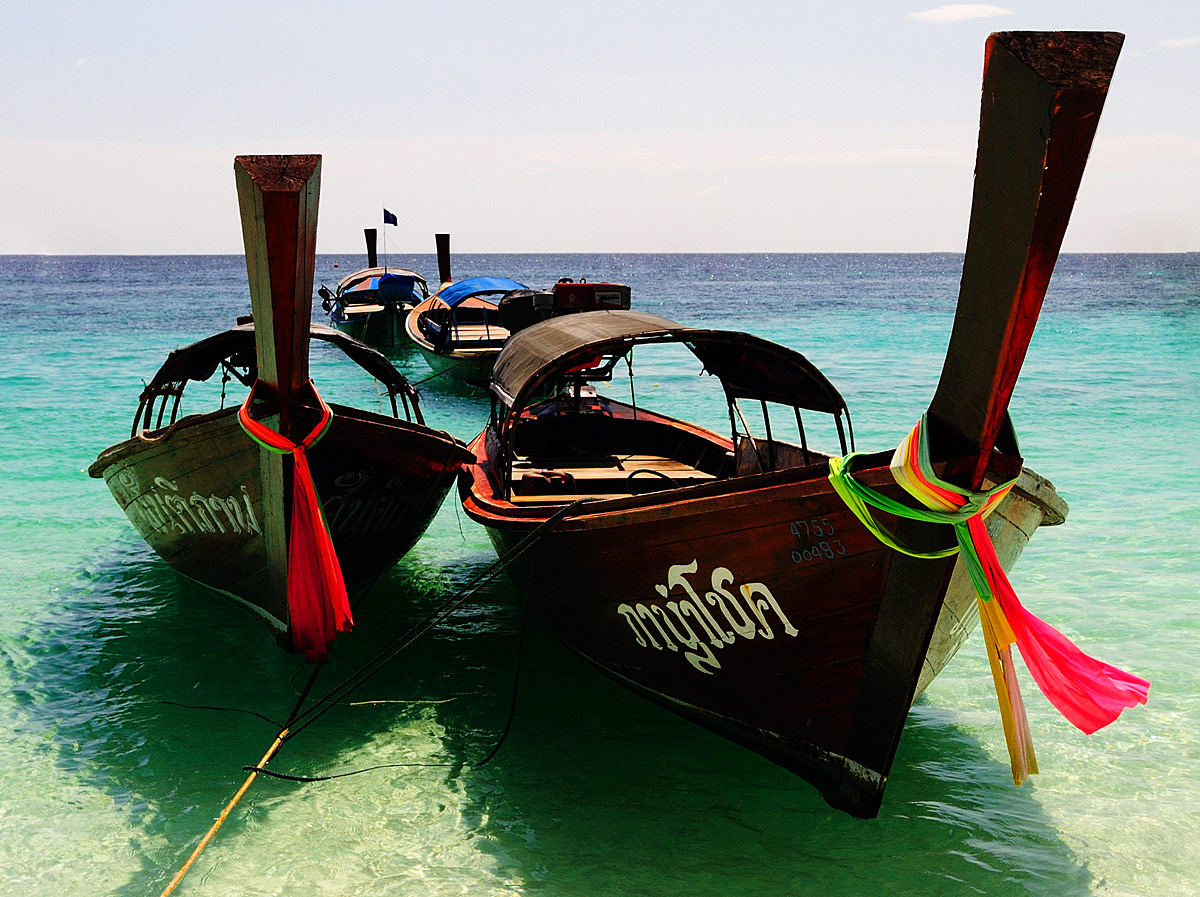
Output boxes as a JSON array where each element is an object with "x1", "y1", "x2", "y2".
[
  {"x1": 740, "y1": 582, "x2": 799, "y2": 638},
  {"x1": 618, "y1": 559, "x2": 797, "y2": 675},
  {"x1": 125, "y1": 477, "x2": 261, "y2": 537},
  {"x1": 706, "y1": 567, "x2": 759, "y2": 639}
]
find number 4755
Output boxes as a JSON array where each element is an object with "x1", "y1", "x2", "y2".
[{"x1": 791, "y1": 517, "x2": 835, "y2": 538}]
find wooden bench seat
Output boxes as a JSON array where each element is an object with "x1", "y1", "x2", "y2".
[
  {"x1": 511, "y1": 453, "x2": 716, "y2": 499},
  {"x1": 448, "y1": 323, "x2": 509, "y2": 341}
]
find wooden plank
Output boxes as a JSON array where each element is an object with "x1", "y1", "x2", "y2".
[
  {"x1": 233, "y1": 154, "x2": 322, "y2": 630},
  {"x1": 511, "y1": 492, "x2": 635, "y2": 504},
  {"x1": 449, "y1": 324, "x2": 510, "y2": 341}
]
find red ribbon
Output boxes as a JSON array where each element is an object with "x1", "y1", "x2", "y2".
[
  {"x1": 239, "y1": 381, "x2": 353, "y2": 661},
  {"x1": 966, "y1": 514, "x2": 1151, "y2": 734}
]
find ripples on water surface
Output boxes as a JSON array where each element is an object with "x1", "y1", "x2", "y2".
[{"x1": 0, "y1": 253, "x2": 1196, "y2": 895}]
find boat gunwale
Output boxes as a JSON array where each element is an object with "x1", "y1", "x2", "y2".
[{"x1": 91, "y1": 400, "x2": 471, "y2": 479}]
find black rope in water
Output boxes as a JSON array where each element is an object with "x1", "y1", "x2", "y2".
[
  {"x1": 283, "y1": 498, "x2": 589, "y2": 744},
  {"x1": 158, "y1": 701, "x2": 283, "y2": 729},
  {"x1": 410, "y1": 355, "x2": 477, "y2": 388},
  {"x1": 246, "y1": 499, "x2": 586, "y2": 781}
]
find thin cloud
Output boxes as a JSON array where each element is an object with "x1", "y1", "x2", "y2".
[
  {"x1": 1160, "y1": 36, "x2": 1200, "y2": 49},
  {"x1": 74, "y1": 58, "x2": 86, "y2": 68},
  {"x1": 908, "y1": 5, "x2": 1013, "y2": 24}
]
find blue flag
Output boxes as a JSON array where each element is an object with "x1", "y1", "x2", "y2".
[{"x1": 383, "y1": 208, "x2": 398, "y2": 226}]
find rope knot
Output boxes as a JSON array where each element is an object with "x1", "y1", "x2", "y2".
[{"x1": 828, "y1": 414, "x2": 1148, "y2": 785}]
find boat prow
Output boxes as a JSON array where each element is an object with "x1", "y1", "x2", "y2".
[
  {"x1": 91, "y1": 159, "x2": 473, "y2": 659},
  {"x1": 458, "y1": 32, "x2": 1144, "y2": 816}
]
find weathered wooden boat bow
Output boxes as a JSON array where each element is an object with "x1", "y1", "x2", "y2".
[
  {"x1": 828, "y1": 32, "x2": 1149, "y2": 814},
  {"x1": 91, "y1": 155, "x2": 472, "y2": 660},
  {"x1": 233, "y1": 155, "x2": 353, "y2": 660},
  {"x1": 458, "y1": 30, "x2": 1148, "y2": 821}
]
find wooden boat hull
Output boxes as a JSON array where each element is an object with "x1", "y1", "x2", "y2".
[
  {"x1": 405, "y1": 298, "x2": 503, "y2": 386},
  {"x1": 331, "y1": 304, "x2": 411, "y2": 351},
  {"x1": 460, "y1": 447, "x2": 1066, "y2": 817},
  {"x1": 91, "y1": 403, "x2": 469, "y2": 639}
]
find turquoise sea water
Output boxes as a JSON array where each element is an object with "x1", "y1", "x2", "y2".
[{"x1": 1, "y1": 253, "x2": 1196, "y2": 896}]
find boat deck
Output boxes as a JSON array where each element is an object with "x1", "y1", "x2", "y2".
[
  {"x1": 447, "y1": 323, "x2": 509, "y2": 344},
  {"x1": 509, "y1": 453, "x2": 718, "y2": 503}
]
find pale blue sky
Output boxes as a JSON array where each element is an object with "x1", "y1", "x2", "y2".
[{"x1": 1, "y1": 1, "x2": 1196, "y2": 252}]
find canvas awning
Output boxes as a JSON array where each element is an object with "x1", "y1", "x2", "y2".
[
  {"x1": 490, "y1": 309, "x2": 848, "y2": 416},
  {"x1": 435, "y1": 276, "x2": 529, "y2": 307},
  {"x1": 143, "y1": 323, "x2": 415, "y2": 396}
]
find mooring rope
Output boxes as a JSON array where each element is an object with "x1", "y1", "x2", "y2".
[
  {"x1": 410, "y1": 354, "x2": 477, "y2": 387},
  {"x1": 282, "y1": 498, "x2": 589, "y2": 742},
  {"x1": 247, "y1": 514, "x2": 557, "y2": 784},
  {"x1": 158, "y1": 665, "x2": 322, "y2": 897},
  {"x1": 158, "y1": 497, "x2": 588, "y2": 892}
]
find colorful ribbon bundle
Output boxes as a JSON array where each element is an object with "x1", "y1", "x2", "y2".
[
  {"x1": 239, "y1": 381, "x2": 353, "y2": 662},
  {"x1": 829, "y1": 415, "x2": 1149, "y2": 783}
]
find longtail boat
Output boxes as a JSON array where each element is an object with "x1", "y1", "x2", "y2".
[
  {"x1": 459, "y1": 33, "x2": 1148, "y2": 816},
  {"x1": 318, "y1": 226, "x2": 429, "y2": 350},
  {"x1": 400, "y1": 231, "x2": 524, "y2": 385},
  {"x1": 405, "y1": 275, "x2": 530, "y2": 385},
  {"x1": 90, "y1": 156, "x2": 472, "y2": 660}
]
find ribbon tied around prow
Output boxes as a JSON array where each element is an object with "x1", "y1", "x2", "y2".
[
  {"x1": 829, "y1": 414, "x2": 1149, "y2": 784},
  {"x1": 239, "y1": 380, "x2": 352, "y2": 661}
]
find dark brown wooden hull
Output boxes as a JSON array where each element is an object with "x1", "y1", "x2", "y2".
[
  {"x1": 91, "y1": 403, "x2": 470, "y2": 641},
  {"x1": 460, "y1": 441, "x2": 1066, "y2": 817}
]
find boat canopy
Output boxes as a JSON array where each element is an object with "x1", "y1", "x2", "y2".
[
  {"x1": 143, "y1": 323, "x2": 415, "y2": 397},
  {"x1": 341, "y1": 272, "x2": 417, "y2": 302},
  {"x1": 436, "y1": 276, "x2": 529, "y2": 307},
  {"x1": 336, "y1": 266, "x2": 427, "y2": 294},
  {"x1": 490, "y1": 309, "x2": 849, "y2": 418}
]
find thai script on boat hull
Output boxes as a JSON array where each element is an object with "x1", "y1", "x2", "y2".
[
  {"x1": 617, "y1": 560, "x2": 798, "y2": 675},
  {"x1": 321, "y1": 469, "x2": 424, "y2": 539},
  {"x1": 115, "y1": 472, "x2": 261, "y2": 537}
]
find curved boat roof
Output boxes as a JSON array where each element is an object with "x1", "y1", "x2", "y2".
[
  {"x1": 436, "y1": 276, "x2": 528, "y2": 307},
  {"x1": 490, "y1": 309, "x2": 848, "y2": 417},
  {"x1": 336, "y1": 266, "x2": 427, "y2": 293},
  {"x1": 144, "y1": 323, "x2": 415, "y2": 397}
]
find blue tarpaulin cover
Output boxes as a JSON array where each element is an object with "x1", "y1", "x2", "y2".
[
  {"x1": 377, "y1": 273, "x2": 416, "y2": 301},
  {"x1": 437, "y1": 277, "x2": 528, "y2": 307}
]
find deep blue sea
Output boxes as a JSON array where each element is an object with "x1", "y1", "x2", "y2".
[{"x1": 1, "y1": 253, "x2": 1196, "y2": 896}]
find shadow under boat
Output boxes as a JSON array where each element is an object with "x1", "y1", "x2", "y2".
[{"x1": 447, "y1": 613, "x2": 1096, "y2": 897}]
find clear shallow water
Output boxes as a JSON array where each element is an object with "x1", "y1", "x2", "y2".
[{"x1": 0, "y1": 253, "x2": 1196, "y2": 896}]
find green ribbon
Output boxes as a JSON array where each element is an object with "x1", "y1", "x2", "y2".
[{"x1": 827, "y1": 452, "x2": 1016, "y2": 602}]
